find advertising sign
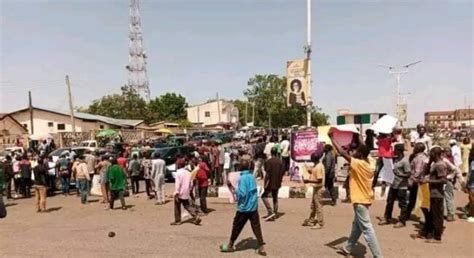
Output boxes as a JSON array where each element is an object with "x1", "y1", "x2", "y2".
[
  {"x1": 289, "y1": 130, "x2": 323, "y2": 182},
  {"x1": 287, "y1": 59, "x2": 309, "y2": 107}
]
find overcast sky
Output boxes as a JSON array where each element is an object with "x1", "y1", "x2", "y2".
[{"x1": 1, "y1": 0, "x2": 472, "y2": 126}]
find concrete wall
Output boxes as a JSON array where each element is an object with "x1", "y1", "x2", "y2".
[
  {"x1": 0, "y1": 116, "x2": 28, "y2": 150},
  {"x1": 10, "y1": 109, "x2": 106, "y2": 135},
  {"x1": 187, "y1": 100, "x2": 237, "y2": 126}
]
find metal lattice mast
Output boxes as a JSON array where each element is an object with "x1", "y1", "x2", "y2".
[{"x1": 126, "y1": 0, "x2": 150, "y2": 102}]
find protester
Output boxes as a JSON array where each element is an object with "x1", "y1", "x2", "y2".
[
  {"x1": 117, "y1": 153, "x2": 128, "y2": 172},
  {"x1": 71, "y1": 156, "x2": 81, "y2": 196},
  {"x1": 107, "y1": 158, "x2": 127, "y2": 210},
  {"x1": 460, "y1": 138, "x2": 472, "y2": 176},
  {"x1": 219, "y1": 142, "x2": 225, "y2": 186},
  {"x1": 262, "y1": 147, "x2": 285, "y2": 221},
  {"x1": 280, "y1": 135, "x2": 290, "y2": 175},
  {"x1": 128, "y1": 154, "x2": 141, "y2": 195},
  {"x1": 322, "y1": 144, "x2": 337, "y2": 205},
  {"x1": 374, "y1": 132, "x2": 394, "y2": 198},
  {"x1": 220, "y1": 158, "x2": 266, "y2": 256},
  {"x1": 57, "y1": 154, "x2": 71, "y2": 196},
  {"x1": 95, "y1": 156, "x2": 111, "y2": 203},
  {"x1": 263, "y1": 136, "x2": 276, "y2": 160},
  {"x1": 450, "y1": 139, "x2": 462, "y2": 169},
  {"x1": 224, "y1": 149, "x2": 231, "y2": 181},
  {"x1": 423, "y1": 146, "x2": 448, "y2": 243},
  {"x1": 3, "y1": 156, "x2": 14, "y2": 199},
  {"x1": 12, "y1": 155, "x2": 21, "y2": 198},
  {"x1": 46, "y1": 156, "x2": 56, "y2": 196},
  {"x1": 76, "y1": 156, "x2": 91, "y2": 204},
  {"x1": 151, "y1": 152, "x2": 166, "y2": 205},
  {"x1": 465, "y1": 148, "x2": 474, "y2": 222},
  {"x1": 329, "y1": 132, "x2": 382, "y2": 258},
  {"x1": 84, "y1": 149, "x2": 97, "y2": 191},
  {"x1": 19, "y1": 154, "x2": 32, "y2": 198},
  {"x1": 406, "y1": 142, "x2": 428, "y2": 220},
  {"x1": 254, "y1": 138, "x2": 267, "y2": 180},
  {"x1": 412, "y1": 124, "x2": 432, "y2": 153},
  {"x1": 442, "y1": 147, "x2": 464, "y2": 222},
  {"x1": 171, "y1": 159, "x2": 201, "y2": 225},
  {"x1": 302, "y1": 151, "x2": 325, "y2": 229},
  {"x1": 196, "y1": 155, "x2": 210, "y2": 214},
  {"x1": 33, "y1": 157, "x2": 48, "y2": 212},
  {"x1": 141, "y1": 152, "x2": 153, "y2": 199},
  {"x1": 379, "y1": 143, "x2": 411, "y2": 228}
]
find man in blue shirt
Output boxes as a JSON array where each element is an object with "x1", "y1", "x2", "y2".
[{"x1": 220, "y1": 159, "x2": 267, "y2": 256}]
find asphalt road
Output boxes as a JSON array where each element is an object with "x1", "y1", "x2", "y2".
[{"x1": 1, "y1": 183, "x2": 473, "y2": 258}]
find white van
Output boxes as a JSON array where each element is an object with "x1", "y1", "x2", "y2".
[{"x1": 80, "y1": 140, "x2": 98, "y2": 152}]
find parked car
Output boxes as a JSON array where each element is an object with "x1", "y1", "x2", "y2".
[
  {"x1": 49, "y1": 147, "x2": 88, "y2": 162},
  {"x1": 79, "y1": 140, "x2": 98, "y2": 152},
  {"x1": 0, "y1": 146, "x2": 25, "y2": 161}
]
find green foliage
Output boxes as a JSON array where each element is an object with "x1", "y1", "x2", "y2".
[
  {"x1": 244, "y1": 74, "x2": 329, "y2": 128},
  {"x1": 86, "y1": 86, "x2": 149, "y2": 121},
  {"x1": 177, "y1": 119, "x2": 193, "y2": 128},
  {"x1": 148, "y1": 93, "x2": 187, "y2": 123}
]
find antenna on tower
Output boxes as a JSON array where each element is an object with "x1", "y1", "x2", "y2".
[{"x1": 126, "y1": 0, "x2": 151, "y2": 102}]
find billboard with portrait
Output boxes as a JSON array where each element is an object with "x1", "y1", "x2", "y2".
[{"x1": 286, "y1": 59, "x2": 309, "y2": 107}]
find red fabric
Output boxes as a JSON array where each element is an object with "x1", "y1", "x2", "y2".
[
  {"x1": 377, "y1": 137, "x2": 393, "y2": 158},
  {"x1": 196, "y1": 161, "x2": 209, "y2": 188},
  {"x1": 117, "y1": 157, "x2": 127, "y2": 170}
]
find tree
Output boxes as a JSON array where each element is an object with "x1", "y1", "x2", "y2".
[
  {"x1": 85, "y1": 86, "x2": 150, "y2": 121},
  {"x1": 244, "y1": 74, "x2": 329, "y2": 128},
  {"x1": 232, "y1": 99, "x2": 249, "y2": 126},
  {"x1": 148, "y1": 93, "x2": 187, "y2": 123}
]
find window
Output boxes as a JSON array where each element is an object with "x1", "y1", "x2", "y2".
[
  {"x1": 205, "y1": 111, "x2": 210, "y2": 117},
  {"x1": 48, "y1": 122, "x2": 54, "y2": 127},
  {"x1": 100, "y1": 125, "x2": 104, "y2": 129},
  {"x1": 57, "y1": 124, "x2": 66, "y2": 130}
]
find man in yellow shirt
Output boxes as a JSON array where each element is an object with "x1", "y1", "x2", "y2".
[
  {"x1": 302, "y1": 152, "x2": 325, "y2": 229},
  {"x1": 329, "y1": 132, "x2": 382, "y2": 258}
]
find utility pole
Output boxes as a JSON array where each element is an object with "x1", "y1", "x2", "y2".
[
  {"x1": 379, "y1": 60, "x2": 421, "y2": 127},
  {"x1": 305, "y1": 0, "x2": 313, "y2": 128},
  {"x1": 245, "y1": 101, "x2": 248, "y2": 126},
  {"x1": 66, "y1": 75, "x2": 76, "y2": 133},
  {"x1": 28, "y1": 91, "x2": 34, "y2": 134},
  {"x1": 216, "y1": 92, "x2": 221, "y2": 124},
  {"x1": 252, "y1": 102, "x2": 255, "y2": 125}
]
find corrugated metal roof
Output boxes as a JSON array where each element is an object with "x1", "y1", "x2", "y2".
[{"x1": 9, "y1": 107, "x2": 144, "y2": 128}]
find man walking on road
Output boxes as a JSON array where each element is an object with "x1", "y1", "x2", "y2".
[
  {"x1": 220, "y1": 159, "x2": 267, "y2": 256},
  {"x1": 302, "y1": 152, "x2": 325, "y2": 229},
  {"x1": 323, "y1": 144, "x2": 337, "y2": 206},
  {"x1": 128, "y1": 154, "x2": 141, "y2": 195},
  {"x1": 329, "y1": 132, "x2": 383, "y2": 258},
  {"x1": 75, "y1": 156, "x2": 91, "y2": 204},
  {"x1": 171, "y1": 159, "x2": 201, "y2": 226},
  {"x1": 33, "y1": 158, "x2": 48, "y2": 212},
  {"x1": 262, "y1": 147, "x2": 285, "y2": 221},
  {"x1": 151, "y1": 152, "x2": 166, "y2": 205},
  {"x1": 107, "y1": 158, "x2": 127, "y2": 210},
  {"x1": 84, "y1": 149, "x2": 96, "y2": 191}
]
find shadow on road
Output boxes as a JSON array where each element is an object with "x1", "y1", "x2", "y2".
[
  {"x1": 43, "y1": 207, "x2": 62, "y2": 213},
  {"x1": 325, "y1": 237, "x2": 367, "y2": 258},
  {"x1": 5, "y1": 203, "x2": 18, "y2": 207},
  {"x1": 235, "y1": 238, "x2": 259, "y2": 251}
]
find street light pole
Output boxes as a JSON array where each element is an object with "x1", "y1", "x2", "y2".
[{"x1": 305, "y1": 0, "x2": 312, "y2": 128}]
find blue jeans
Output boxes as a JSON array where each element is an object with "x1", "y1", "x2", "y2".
[
  {"x1": 345, "y1": 204, "x2": 383, "y2": 258},
  {"x1": 78, "y1": 179, "x2": 89, "y2": 204},
  {"x1": 61, "y1": 177, "x2": 70, "y2": 195}
]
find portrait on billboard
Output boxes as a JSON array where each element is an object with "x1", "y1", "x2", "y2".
[{"x1": 288, "y1": 79, "x2": 306, "y2": 106}]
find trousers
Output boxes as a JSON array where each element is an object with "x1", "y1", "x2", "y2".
[
  {"x1": 109, "y1": 190, "x2": 126, "y2": 209},
  {"x1": 262, "y1": 188, "x2": 279, "y2": 215},
  {"x1": 444, "y1": 181, "x2": 454, "y2": 217},
  {"x1": 325, "y1": 176, "x2": 337, "y2": 203},
  {"x1": 406, "y1": 184, "x2": 418, "y2": 219},
  {"x1": 174, "y1": 198, "x2": 198, "y2": 223},
  {"x1": 425, "y1": 198, "x2": 444, "y2": 240},
  {"x1": 154, "y1": 175, "x2": 165, "y2": 203},
  {"x1": 77, "y1": 179, "x2": 89, "y2": 204},
  {"x1": 309, "y1": 187, "x2": 324, "y2": 225},
  {"x1": 230, "y1": 211, "x2": 265, "y2": 247},
  {"x1": 198, "y1": 187, "x2": 208, "y2": 213},
  {"x1": 345, "y1": 204, "x2": 382, "y2": 258},
  {"x1": 34, "y1": 185, "x2": 47, "y2": 211},
  {"x1": 383, "y1": 187, "x2": 408, "y2": 223},
  {"x1": 131, "y1": 175, "x2": 140, "y2": 194}
]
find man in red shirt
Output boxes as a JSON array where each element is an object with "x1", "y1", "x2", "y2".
[
  {"x1": 117, "y1": 153, "x2": 128, "y2": 175},
  {"x1": 196, "y1": 156, "x2": 210, "y2": 214}
]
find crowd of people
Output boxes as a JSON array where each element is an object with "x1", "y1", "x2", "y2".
[{"x1": 0, "y1": 124, "x2": 473, "y2": 257}]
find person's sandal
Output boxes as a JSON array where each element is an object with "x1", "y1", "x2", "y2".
[
  {"x1": 219, "y1": 244, "x2": 235, "y2": 253},
  {"x1": 256, "y1": 247, "x2": 267, "y2": 256}
]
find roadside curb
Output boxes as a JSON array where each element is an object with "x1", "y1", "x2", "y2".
[{"x1": 208, "y1": 185, "x2": 388, "y2": 200}]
